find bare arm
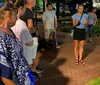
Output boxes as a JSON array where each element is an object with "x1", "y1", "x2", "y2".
[
  {"x1": 72, "y1": 18, "x2": 80, "y2": 27},
  {"x1": 25, "y1": 40, "x2": 33, "y2": 46},
  {"x1": 54, "y1": 15, "x2": 57, "y2": 28},
  {"x1": 27, "y1": 19, "x2": 35, "y2": 33},
  {"x1": 84, "y1": 19, "x2": 88, "y2": 26},
  {"x1": 93, "y1": 14, "x2": 97, "y2": 26},
  {"x1": 54, "y1": 15, "x2": 57, "y2": 25},
  {"x1": 2, "y1": 77, "x2": 16, "y2": 85},
  {"x1": 42, "y1": 20, "x2": 47, "y2": 32},
  {"x1": 42, "y1": 13, "x2": 47, "y2": 32}
]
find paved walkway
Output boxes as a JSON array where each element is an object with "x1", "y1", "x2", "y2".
[{"x1": 36, "y1": 25, "x2": 100, "y2": 85}]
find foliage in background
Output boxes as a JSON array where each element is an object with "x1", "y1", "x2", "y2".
[
  {"x1": 36, "y1": 0, "x2": 43, "y2": 7},
  {"x1": 93, "y1": 25, "x2": 100, "y2": 35}
]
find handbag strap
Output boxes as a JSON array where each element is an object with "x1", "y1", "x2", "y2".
[{"x1": 79, "y1": 13, "x2": 83, "y2": 22}]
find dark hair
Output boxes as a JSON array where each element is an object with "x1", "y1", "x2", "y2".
[
  {"x1": 88, "y1": 7, "x2": 96, "y2": 12},
  {"x1": 15, "y1": 0, "x2": 25, "y2": 8},
  {"x1": 46, "y1": 3, "x2": 52, "y2": 7},
  {"x1": 92, "y1": 7, "x2": 96, "y2": 11}
]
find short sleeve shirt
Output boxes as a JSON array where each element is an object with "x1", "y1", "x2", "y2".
[
  {"x1": 11, "y1": 19, "x2": 34, "y2": 64},
  {"x1": 42, "y1": 10, "x2": 57, "y2": 29},
  {"x1": 88, "y1": 12, "x2": 97, "y2": 25},
  {"x1": 72, "y1": 13, "x2": 88, "y2": 29},
  {"x1": 20, "y1": 8, "x2": 34, "y2": 25},
  {"x1": 11, "y1": 19, "x2": 32, "y2": 45}
]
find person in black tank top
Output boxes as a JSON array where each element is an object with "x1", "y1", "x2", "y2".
[
  {"x1": 20, "y1": 0, "x2": 36, "y2": 37},
  {"x1": 20, "y1": 0, "x2": 43, "y2": 74}
]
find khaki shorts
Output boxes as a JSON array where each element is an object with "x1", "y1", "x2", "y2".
[{"x1": 45, "y1": 29, "x2": 56, "y2": 40}]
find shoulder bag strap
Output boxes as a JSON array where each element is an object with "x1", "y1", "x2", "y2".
[{"x1": 79, "y1": 13, "x2": 83, "y2": 22}]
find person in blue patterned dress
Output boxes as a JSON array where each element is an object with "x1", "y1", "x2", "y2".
[{"x1": 0, "y1": 2, "x2": 35, "y2": 85}]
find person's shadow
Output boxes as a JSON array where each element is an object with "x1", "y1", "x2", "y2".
[
  {"x1": 36, "y1": 21, "x2": 70, "y2": 85},
  {"x1": 35, "y1": 58, "x2": 70, "y2": 85}
]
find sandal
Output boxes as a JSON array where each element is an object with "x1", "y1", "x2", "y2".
[
  {"x1": 79, "y1": 60, "x2": 85, "y2": 64},
  {"x1": 75, "y1": 59, "x2": 79, "y2": 65}
]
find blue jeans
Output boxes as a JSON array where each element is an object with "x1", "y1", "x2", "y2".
[{"x1": 87, "y1": 25, "x2": 93, "y2": 38}]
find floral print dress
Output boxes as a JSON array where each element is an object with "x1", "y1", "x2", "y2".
[{"x1": 0, "y1": 29, "x2": 31, "y2": 85}]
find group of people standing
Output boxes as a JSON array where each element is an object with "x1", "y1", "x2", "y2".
[
  {"x1": 0, "y1": 0, "x2": 60, "y2": 85},
  {"x1": 0, "y1": 0, "x2": 97, "y2": 85},
  {"x1": 0, "y1": 0, "x2": 43, "y2": 85}
]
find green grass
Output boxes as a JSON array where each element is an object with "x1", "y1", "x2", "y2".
[
  {"x1": 87, "y1": 78, "x2": 100, "y2": 85},
  {"x1": 93, "y1": 25, "x2": 100, "y2": 35}
]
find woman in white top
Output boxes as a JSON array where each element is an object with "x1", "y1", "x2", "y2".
[
  {"x1": 11, "y1": 2, "x2": 35, "y2": 70},
  {"x1": 87, "y1": 7, "x2": 97, "y2": 42}
]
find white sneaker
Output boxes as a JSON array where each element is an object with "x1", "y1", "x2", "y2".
[
  {"x1": 56, "y1": 45, "x2": 61, "y2": 49},
  {"x1": 90, "y1": 37, "x2": 92, "y2": 42}
]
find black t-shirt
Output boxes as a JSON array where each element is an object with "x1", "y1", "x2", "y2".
[
  {"x1": 20, "y1": 8, "x2": 35, "y2": 25},
  {"x1": 20, "y1": 8, "x2": 36, "y2": 37}
]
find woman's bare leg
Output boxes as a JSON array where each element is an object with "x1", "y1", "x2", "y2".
[
  {"x1": 74, "y1": 40, "x2": 79, "y2": 60},
  {"x1": 79, "y1": 40, "x2": 85, "y2": 60}
]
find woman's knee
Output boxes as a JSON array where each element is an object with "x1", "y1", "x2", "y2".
[
  {"x1": 79, "y1": 44, "x2": 84, "y2": 49},
  {"x1": 79, "y1": 41, "x2": 85, "y2": 48},
  {"x1": 74, "y1": 40, "x2": 79, "y2": 49}
]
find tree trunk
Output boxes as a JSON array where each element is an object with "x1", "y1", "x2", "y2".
[
  {"x1": 42, "y1": 0, "x2": 45, "y2": 11},
  {"x1": 56, "y1": 0, "x2": 60, "y2": 18}
]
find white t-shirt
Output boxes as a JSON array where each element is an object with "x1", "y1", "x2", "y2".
[
  {"x1": 42, "y1": 10, "x2": 57, "y2": 29},
  {"x1": 11, "y1": 19, "x2": 33, "y2": 64},
  {"x1": 88, "y1": 12, "x2": 97, "y2": 25}
]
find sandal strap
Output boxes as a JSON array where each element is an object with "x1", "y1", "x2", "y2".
[
  {"x1": 75, "y1": 60, "x2": 79, "y2": 64},
  {"x1": 79, "y1": 60, "x2": 85, "y2": 64}
]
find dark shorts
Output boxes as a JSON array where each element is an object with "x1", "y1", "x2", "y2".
[{"x1": 73, "y1": 28, "x2": 86, "y2": 40}]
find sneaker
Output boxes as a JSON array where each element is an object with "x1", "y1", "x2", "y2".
[
  {"x1": 40, "y1": 48, "x2": 45, "y2": 52},
  {"x1": 89, "y1": 37, "x2": 92, "y2": 42},
  {"x1": 56, "y1": 45, "x2": 61, "y2": 49},
  {"x1": 33, "y1": 67, "x2": 43, "y2": 74},
  {"x1": 87, "y1": 39, "x2": 91, "y2": 42}
]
